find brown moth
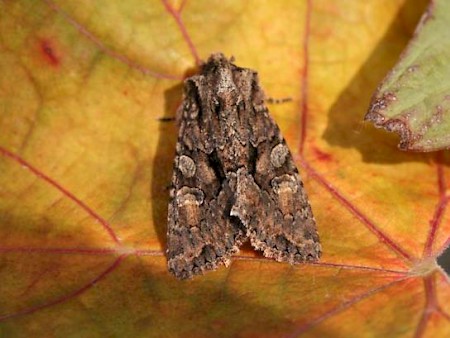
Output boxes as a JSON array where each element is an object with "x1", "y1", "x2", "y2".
[{"x1": 167, "y1": 53, "x2": 320, "y2": 279}]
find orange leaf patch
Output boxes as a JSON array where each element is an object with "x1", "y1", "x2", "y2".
[{"x1": 0, "y1": 0, "x2": 448, "y2": 337}]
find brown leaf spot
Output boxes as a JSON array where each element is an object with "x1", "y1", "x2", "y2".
[
  {"x1": 366, "y1": 91, "x2": 397, "y2": 123},
  {"x1": 383, "y1": 119, "x2": 412, "y2": 150},
  {"x1": 39, "y1": 39, "x2": 60, "y2": 67},
  {"x1": 312, "y1": 147, "x2": 332, "y2": 162}
]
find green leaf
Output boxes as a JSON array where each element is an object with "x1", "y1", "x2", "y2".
[{"x1": 366, "y1": 0, "x2": 450, "y2": 151}]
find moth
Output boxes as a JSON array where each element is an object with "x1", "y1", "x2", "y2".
[{"x1": 167, "y1": 53, "x2": 321, "y2": 279}]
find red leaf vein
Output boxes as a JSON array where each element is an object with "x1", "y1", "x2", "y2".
[
  {"x1": 0, "y1": 146, "x2": 120, "y2": 244},
  {"x1": 44, "y1": 0, "x2": 182, "y2": 80},
  {"x1": 0, "y1": 254, "x2": 126, "y2": 322},
  {"x1": 297, "y1": 0, "x2": 312, "y2": 156},
  {"x1": 161, "y1": 0, "x2": 200, "y2": 65},
  {"x1": 301, "y1": 159, "x2": 413, "y2": 262},
  {"x1": 287, "y1": 276, "x2": 410, "y2": 337},
  {"x1": 424, "y1": 154, "x2": 448, "y2": 257}
]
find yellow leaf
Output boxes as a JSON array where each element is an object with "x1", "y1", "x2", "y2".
[{"x1": 0, "y1": 1, "x2": 448, "y2": 337}]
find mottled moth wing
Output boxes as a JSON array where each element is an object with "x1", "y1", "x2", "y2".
[
  {"x1": 231, "y1": 99, "x2": 321, "y2": 263},
  {"x1": 166, "y1": 58, "x2": 248, "y2": 279},
  {"x1": 167, "y1": 53, "x2": 320, "y2": 279}
]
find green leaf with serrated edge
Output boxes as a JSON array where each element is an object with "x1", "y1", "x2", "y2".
[{"x1": 366, "y1": 0, "x2": 450, "y2": 151}]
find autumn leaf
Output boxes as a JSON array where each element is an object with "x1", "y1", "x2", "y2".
[
  {"x1": 0, "y1": 0, "x2": 449, "y2": 337},
  {"x1": 365, "y1": 0, "x2": 450, "y2": 151}
]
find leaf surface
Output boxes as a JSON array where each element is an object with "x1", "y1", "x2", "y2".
[
  {"x1": 0, "y1": 1, "x2": 449, "y2": 337},
  {"x1": 366, "y1": 0, "x2": 450, "y2": 151}
]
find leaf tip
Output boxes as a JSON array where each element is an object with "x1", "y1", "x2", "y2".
[
  {"x1": 365, "y1": 91, "x2": 415, "y2": 150},
  {"x1": 365, "y1": 91, "x2": 398, "y2": 120}
]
